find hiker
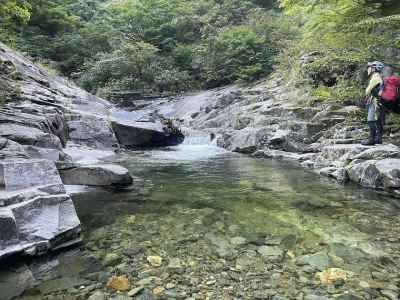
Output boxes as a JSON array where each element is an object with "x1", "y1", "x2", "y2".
[
  {"x1": 362, "y1": 61, "x2": 384, "y2": 146},
  {"x1": 379, "y1": 67, "x2": 400, "y2": 113}
]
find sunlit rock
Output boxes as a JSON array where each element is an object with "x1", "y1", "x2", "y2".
[{"x1": 60, "y1": 164, "x2": 133, "y2": 187}]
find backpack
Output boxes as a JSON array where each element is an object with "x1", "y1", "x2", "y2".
[{"x1": 380, "y1": 76, "x2": 400, "y2": 102}]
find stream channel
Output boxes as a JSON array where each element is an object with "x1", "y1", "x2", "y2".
[{"x1": 12, "y1": 139, "x2": 400, "y2": 299}]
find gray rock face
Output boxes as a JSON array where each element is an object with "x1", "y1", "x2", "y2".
[
  {"x1": 68, "y1": 115, "x2": 118, "y2": 149},
  {"x1": 0, "y1": 160, "x2": 81, "y2": 259},
  {"x1": 0, "y1": 159, "x2": 63, "y2": 191},
  {"x1": 60, "y1": 164, "x2": 133, "y2": 187}
]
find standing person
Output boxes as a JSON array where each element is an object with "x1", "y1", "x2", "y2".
[{"x1": 362, "y1": 61, "x2": 384, "y2": 146}]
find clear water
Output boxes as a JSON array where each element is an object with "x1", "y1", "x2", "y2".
[{"x1": 15, "y1": 145, "x2": 400, "y2": 299}]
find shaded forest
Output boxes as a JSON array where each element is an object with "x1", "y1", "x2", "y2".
[{"x1": 1, "y1": 0, "x2": 400, "y2": 102}]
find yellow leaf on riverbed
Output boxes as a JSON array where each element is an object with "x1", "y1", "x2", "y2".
[
  {"x1": 316, "y1": 268, "x2": 354, "y2": 285},
  {"x1": 107, "y1": 275, "x2": 130, "y2": 291}
]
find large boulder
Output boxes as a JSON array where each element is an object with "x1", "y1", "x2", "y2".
[
  {"x1": 111, "y1": 120, "x2": 184, "y2": 147},
  {"x1": 0, "y1": 160, "x2": 81, "y2": 259},
  {"x1": 67, "y1": 114, "x2": 118, "y2": 150},
  {"x1": 0, "y1": 159, "x2": 63, "y2": 191},
  {"x1": 59, "y1": 164, "x2": 133, "y2": 187},
  {"x1": 219, "y1": 128, "x2": 270, "y2": 154},
  {"x1": 346, "y1": 158, "x2": 400, "y2": 189}
]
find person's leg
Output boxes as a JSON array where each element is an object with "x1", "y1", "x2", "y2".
[
  {"x1": 362, "y1": 103, "x2": 377, "y2": 146},
  {"x1": 376, "y1": 104, "x2": 385, "y2": 144}
]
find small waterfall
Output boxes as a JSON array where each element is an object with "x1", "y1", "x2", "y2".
[{"x1": 181, "y1": 128, "x2": 215, "y2": 146}]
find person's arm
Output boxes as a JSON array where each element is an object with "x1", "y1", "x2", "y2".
[{"x1": 366, "y1": 74, "x2": 383, "y2": 96}]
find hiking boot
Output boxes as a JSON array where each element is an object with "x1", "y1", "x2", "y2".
[
  {"x1": 376, "y1": 123, "x2": 383, "y2": 144},
  {"x1": 362, "y1": 121, "x2": 377, "y2": 146},
  {"x1": 362, "y1": 139, "x2": 375, "y2": 146}
]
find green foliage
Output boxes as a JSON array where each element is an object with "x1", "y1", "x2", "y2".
[
  {"x1": 79, "y1": 41, "x2": 192, "y2": 95},
  {"x1": 0, "y1": 0, "x2": 31, "y2": 44},
  {"x1": 3, "y1": 0, "x2": 280, "y2": 96},
  {"x1": 200, "y1": 25, "x2": 276, "y2": 86},
  {"x1": 278, "y1": 0, "x2": 400, "y2": 104}
]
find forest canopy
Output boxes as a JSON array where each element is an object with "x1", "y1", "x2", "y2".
[{"x1": 1, "y1": 0, "x2": 399, "y2": 101}]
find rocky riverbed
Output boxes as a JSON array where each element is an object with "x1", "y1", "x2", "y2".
[
  {"x1": 9, "y1": 146, "x2": 400, "y2": 300},
  {"x1": 0, "y1": 42, "x2": 182, "y2": 263}
]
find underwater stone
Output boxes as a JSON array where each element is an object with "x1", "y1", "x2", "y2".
[
  {"x1": 257, "y1": 245, "x2": 284, "y2": 260},
  {"x1": 296, "y1": 252, "x2": 331, "y2": 271}
]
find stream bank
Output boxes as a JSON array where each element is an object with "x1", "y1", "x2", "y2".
[{"x1": 0, "y1": 42, "x2": 181, "y2": 264}]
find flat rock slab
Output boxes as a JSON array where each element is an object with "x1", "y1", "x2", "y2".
[
  {"x1": 0, "y1": 159, "x2": 63, "y2": 191},
  {"x1": 60, "y1": 164, "x2": 133, "y2": 187},
  {"x1": 0, "y1": 194, "x2": 81, "y2": 259}
]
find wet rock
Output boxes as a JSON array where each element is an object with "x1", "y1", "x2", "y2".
[
  {"x1": 39, "y1": 276, "x2": 86, "y2": 294},
  {"x1": 0, "y1": 264, "x2": 35, "y2": 300},
  {"x1": 381, "y1": 290, "x2": 398, "y2": 300},
  {"x1": 106, "y1": 275, "x2": 130, "y2": 291},
  {"x1": 167, "y1": 258, "x2": 183, "y2": 274},
  {"x1": 103, "y1": 253, "x2": 121, "y2": 266},
  {"x1": 273, "y1": 296, "x2": 290, "y2": 300},
  {"x1": 123, "y1": 244, "x2": 144, "y2": 258},
  {"x1": 88, "y1": 291, "x2": 106, "y2": 300},
  {"x1": 335, "y1": 293, "x2": 364, "y2": 300},
  {"x1": 230, "y1": 236, "x2": 247, "y2": 246},
  {"x1": 257, "y1": 245, "x2": 284, "y2": 260},
  {"x1": 296, "y1": 252, "x2": 331, "y2": 271},
  {"x1": 254, "y1": 290, "x2": 277, "y2": 299},
  {"x1": 328, "y1": 243, "x2": 370, "y2": 264},
  {"x1": 60, "y1": 164, "x2": 133, "y2": 187},
  {"x1": 147, "y1": 256, "x2": 163, "y2": 267},
  {"x1": 111, "y1": 120, "x2": 184, "y2": 147},
  {"x1": 128, "y1": 286, "x2": 144, "y2": 297},
  {"x1": 303, "y1": 295, "x2": 332, "y2": 300},
  {"x1": 253, "y1": 149, "x2": 305, "y2": 163},
  {"x1": 222, "y1": 128, "x2": 269, "y2": 154},
  {"x1": 135, "y1": 289, "x2": 157, "y2": 300},
  {"x1": 206, "y1": 233, "x2": 236, "y2": 258}
]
